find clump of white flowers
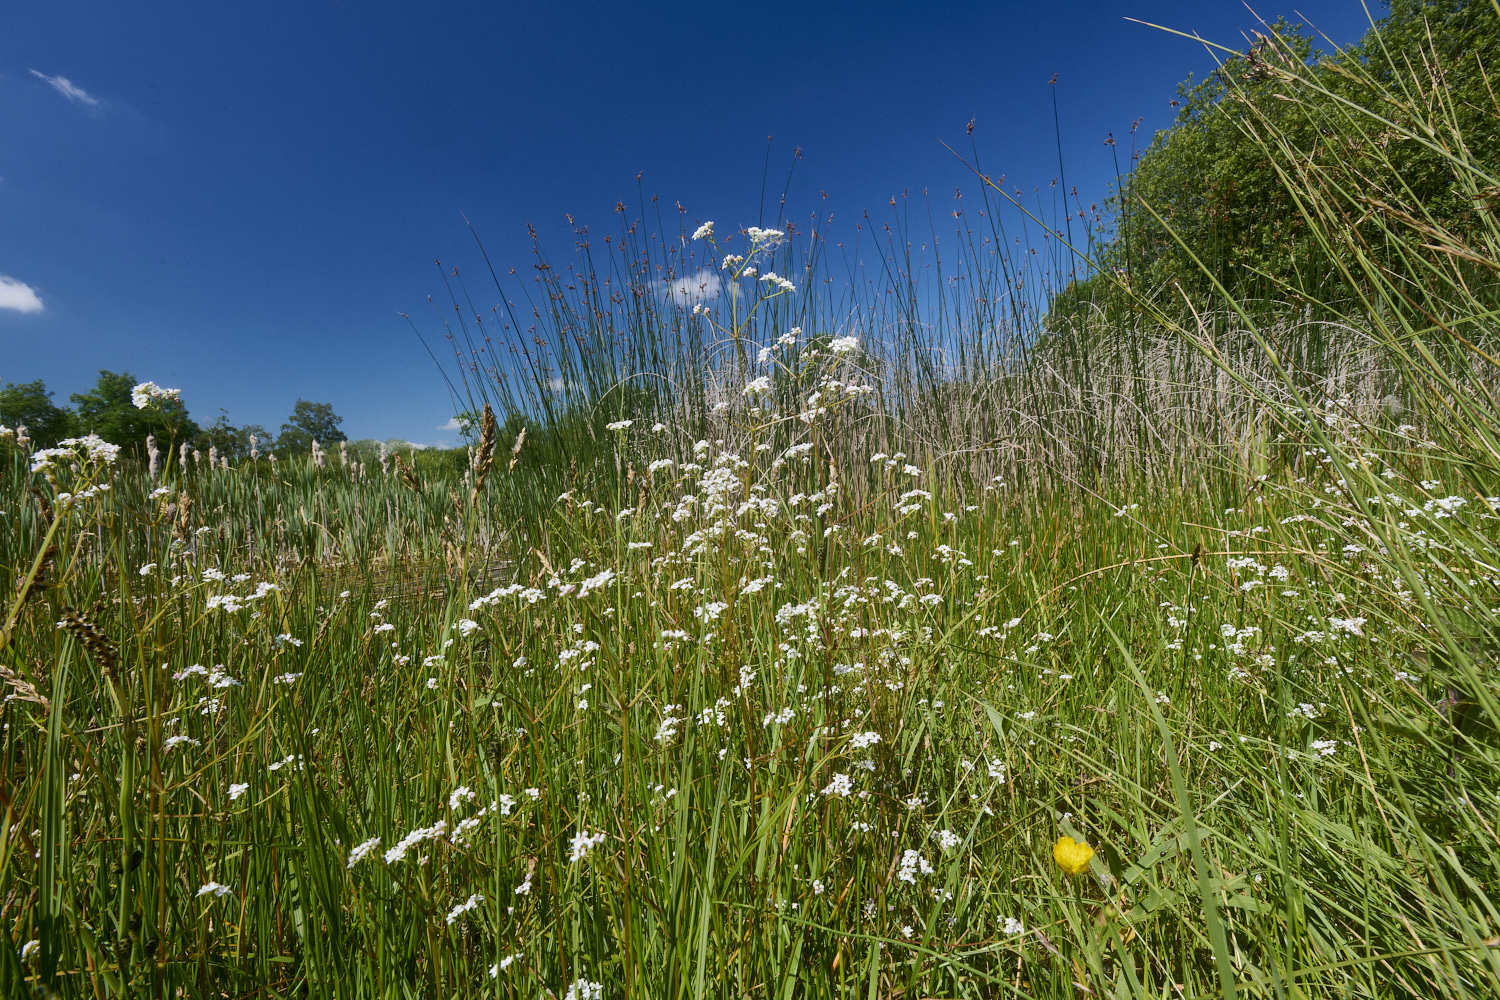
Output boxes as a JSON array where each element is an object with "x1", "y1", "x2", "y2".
[
  {"x1": 821, "y1": 773, "x2": 854, "y2": 797},
  {"x1": 347, "y1": 836, "x2": 381, "y2": 868},
  {"x1": 897, "y1": 850, "x2": 934, "y2": 883},
  {"x1": 30, "y1": 434, "x2": 122, "y2": 480},
  {"x1": 131, "y1": 382, "x2": 182, "y2": 409},
  {"x1": 564, "y1": 980, "x2": 603, "y2": 1000},
  {"x1": 384, "y1": 820, "x2": 447, "y2": 864},
  {"x1": 761, "y1": 271, "x2": 796, "y2": 293},
  {"x1": 445, "y1": 893, "x2": 484, "y2": 925},
  {"x1": 568, "y1": 830, "x2": 607, "y2": 862}
]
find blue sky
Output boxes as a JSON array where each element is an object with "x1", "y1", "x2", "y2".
[{"x1": 1, "y1": 1, "x2": 1378, "y2": 446}]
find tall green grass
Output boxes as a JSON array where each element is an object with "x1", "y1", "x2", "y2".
[{"x1": 3, "y1": 9, "x2": 1499, "y2": 998}]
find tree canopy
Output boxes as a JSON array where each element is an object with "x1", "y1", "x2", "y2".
[
  {"x1": 0, "y1": 379, "x2": 75, "y2": 448},
  {"x1": 1081, "y1": 0, "x2": 1500, "y2": 312},
  {"x1": 277, "y1": 399, "x2": 347, "y2": 453}
]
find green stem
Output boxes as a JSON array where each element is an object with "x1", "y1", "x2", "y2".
[{"x1": 0, "y1": 505, "x2": 67, "y2": 654}]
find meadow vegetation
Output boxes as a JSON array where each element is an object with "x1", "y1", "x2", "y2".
[{"x1": 3, "y1": 3, "x2": 1500, "y2": 997}]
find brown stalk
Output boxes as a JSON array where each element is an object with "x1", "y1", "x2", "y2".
[
  {"x1": 393, "y1": 452, "x2": 423, "y2": 493},
  {"x1": 470, "y1": 403, "x2": 498, "y2": 500},
  {"x1": 507, "y1": 426, "x2": 527, "y2": 473}
]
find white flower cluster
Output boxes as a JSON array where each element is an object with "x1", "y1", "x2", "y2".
[
  {"x1": 655, "y1": 704, "x2": 684, "y2": 743},
  {"x1": 131, "y1": 381, "x2": 182, "y2": 409},
  {"x1": 445, "y1": 892, "x2": 484, "y2": 925},
  {"x1": 821, "y1": 773, "x2": 854, "y2": 797},
  {"x1": 931, "y1": 829, "x2": 961, "y2": 852},
  {"x1": 564, "y1": 981, "x2": 603, "y2": 1000},
  {"x1": 568, "y1": 830, "x2": 608, "y2": 863},
  {"x1": 30, "y1": 435, "x2": 122, "y2": 476},
  {"x1": 576, "y1": 567, "x2": 617, "y2": 598},
  {"x1": 1329, "y1": 616, "x2": 1367, "y2": 636},
  {"x1": 384, "y1": 820, "x2": 448, "y2": 864},
  {"x1": 200, "y1": 580, "x2": 280, "y2": 615},
  {"x1": 347, "y1": 836, "x2": 382, "y2": 868},
  {"x1": 897, "y1": 849, "x2": 934, "y2": 883}
]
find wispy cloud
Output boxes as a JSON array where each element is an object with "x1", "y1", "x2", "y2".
[
  {"x1": 0, "y1": 275, "x2": 44, "y2": 314},
  {"x1": 29, "y1": 69, "x2": 100, "y2": 106},
  {"x1": 662, "y1": 270, "x2": 723, "y2": 306},
  {"x1": 438, "y1": 417, "x2": 462, "y2": 431}
]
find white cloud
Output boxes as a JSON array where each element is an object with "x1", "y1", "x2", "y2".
[
  {"x1": 662, "y1": 270, "x2": 722, "y2": 305},
  {"x1": 30, "y1": 70, "x2": 100, "y2": 106},
  {"x1": 438, "y1": 416, "x2": 462, "y2": 431},
  {"x1": 0, "y1": 275, "x2": 43, "y2": 314}
]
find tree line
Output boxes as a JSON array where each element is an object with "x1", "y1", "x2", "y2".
[{"x1": 0, "y1": 369, "x2": 348, "y2": 459}]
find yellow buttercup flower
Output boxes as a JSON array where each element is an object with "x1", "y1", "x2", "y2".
[{"x1": 1052, "y1": 836, "x2": 1094, "y2": 876}]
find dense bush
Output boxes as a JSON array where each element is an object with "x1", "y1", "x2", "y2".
[{"x1": 1088, "y1": 0, "x2": 1499, "y2": 310}]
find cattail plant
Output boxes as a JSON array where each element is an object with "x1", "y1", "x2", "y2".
[
  {"x1": 392, "y1": 450, "x2": 421, "y2": 493},
  {"x1": 146, "y1": 434, "x2": 160, "y2": 480},
  {"x1": 470, "y1": 403, "x2": 497, "y2": 500},
  {"x1": 508, "y1": 425, "x2": 526, "y2": 473},
  {"x1": 311, "y1": 439, "x2": 325, "y2": 468}
]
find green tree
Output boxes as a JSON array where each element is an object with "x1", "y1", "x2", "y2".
[
  {"x1": 0, "y1": 379, "x2": 75, "y2": 447},
  {"x1": 70, "y1": 370, "x2": 197, "y2": 457},
  {"x1": 277, "y1": 400, "x2": 347, "y2": 454},
  {"x1": 1090, "y1": 1, "x2": 1500, "y2": 309}
]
